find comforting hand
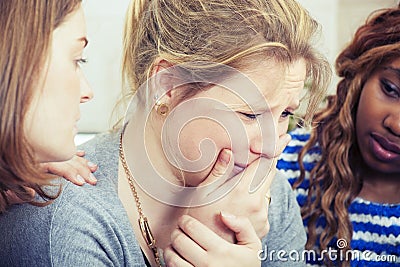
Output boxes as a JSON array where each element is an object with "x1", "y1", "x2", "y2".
[
  {"x1": 5, "y1": 151, "x2": 97, "y2": 205},
  {"x1": 163, "y1": 214, "x2": 262, "y2": 267},
  {"x1": 40, "y1": 150, "x2": 98, "y2": 185}
]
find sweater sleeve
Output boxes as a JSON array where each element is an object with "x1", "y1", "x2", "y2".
[{"x1": 261, "y1": 171, "x2": 307, "y2": 267}]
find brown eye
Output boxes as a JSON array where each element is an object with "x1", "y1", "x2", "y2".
[{"x1": 381, "y1": 78, "x2": 400, "y2": 98}]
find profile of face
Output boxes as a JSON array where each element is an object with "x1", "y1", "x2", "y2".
[
  {"x1": 159, "y1": 59, "x2": 306, "y2": 241},
  {"x1": 24, "y1": 5, "x2": 93, "y2": 163},
  {"x1": 356, "y1": 58, "x2": 400, "y2": 175}
]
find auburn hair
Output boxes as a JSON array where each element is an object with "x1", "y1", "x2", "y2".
[{"x1": 0, "y1": 0, "x2": 82, "y2": 213}]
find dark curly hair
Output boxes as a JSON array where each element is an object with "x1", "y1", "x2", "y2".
[{"x1": 294, "y1": 4, "x2": 400, "y2": 266}]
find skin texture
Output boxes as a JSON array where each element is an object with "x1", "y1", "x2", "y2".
[
  {"x1": 356, "y1": 58, "x2": 400, "y2": 203},
  {"x1": 24, "y1": 5, "x2": 93, "y2": 163}
]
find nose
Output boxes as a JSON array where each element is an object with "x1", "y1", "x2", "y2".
[
  {"x1": 249, "y1": 116, "x2": 278, "y2": 158},
  {"x1": 79, "y1": 72, "x2": 93, "y2": 103},
  {"x1": 383, "y1": 109, "x2": 400, "y2": 137},
  {"x1": 249, "y1": 115, "x2": 291, "y2": 159},
  {"x1": 250, "y1": 132, "x2": 291, "y2": 159}
]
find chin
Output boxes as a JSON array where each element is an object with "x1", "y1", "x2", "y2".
[
  {"x1": 62, "y1": 147, "x2": 77, "y2": 161},
  {"x1": 48, "y1": 145, "x2": 76, "y2": 163}
]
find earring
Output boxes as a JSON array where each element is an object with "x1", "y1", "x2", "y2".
[
  {"x1": 265, "y1": 192, "x2": 271, "y2": 206},
  {"x1": 156, "y1": 102, "x2": 169, "y2": 116}
]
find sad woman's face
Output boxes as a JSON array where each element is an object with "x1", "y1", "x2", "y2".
[
  {"x1": 164, "y1": 59, "x2": 306, "y2": 241},
  {"x1": 356, "y1": 58, "x2": 400, "y2": 175}
]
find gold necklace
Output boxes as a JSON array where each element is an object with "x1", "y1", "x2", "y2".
[{"x1": 119, "y1": 132, "x2": 162, "y2": 267}]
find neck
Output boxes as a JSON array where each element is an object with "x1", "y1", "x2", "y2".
[
  {"x1": 118, "y1": 165, "x2": 185, "y2": 253},
  {"x1": 358, "y1": 167, "x2": 400, "y2": 204},
  {"x1": 118, "y1": 121, "x2": 187, "y2": 265}
]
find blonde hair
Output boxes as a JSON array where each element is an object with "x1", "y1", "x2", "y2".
[
  {"x1": 120, "y1": 0, "x2": 331, "y2": 127},
  {"x1": 0, "y1": 0, "x2": 82, "y2": 213}
]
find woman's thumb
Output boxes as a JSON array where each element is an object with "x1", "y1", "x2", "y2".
[{"x1": 220, "y1": 212, "x2": 261, "y2": 248}]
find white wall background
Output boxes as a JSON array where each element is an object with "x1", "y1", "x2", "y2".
[
  {"x1": 77, "y1": 0, "x2": 398, "y2": 134},
  {"x1": 297, "y1": 0, "x2": 398, "y2": 94},
  {"x1": 77, "y1": 0, "x2": 131, "y2": 133}
]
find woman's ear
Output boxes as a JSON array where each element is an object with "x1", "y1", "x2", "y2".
[{"x1": 150, "y1": 58, "x2": 177, "y2": 103}]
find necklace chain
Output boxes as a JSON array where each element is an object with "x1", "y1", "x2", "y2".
[{"x1": 119, "y1": 132, "x2": 161, "y2": 267}]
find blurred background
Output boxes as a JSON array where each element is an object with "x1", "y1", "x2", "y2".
[{"x1": 75, "y1": 0, "x2": 398, "y2": 144}]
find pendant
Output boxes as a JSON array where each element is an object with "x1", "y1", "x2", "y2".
[
  {"x1": 139, "y1": 216, "x2": 162, "y2": 266},
  {"x1": 139, "y1": 216, "x2": 156, "y2": 249}
]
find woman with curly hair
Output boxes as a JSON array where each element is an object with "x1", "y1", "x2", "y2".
[{"x1": 278, "y1": 4, "x2": 400, "y2": 267}]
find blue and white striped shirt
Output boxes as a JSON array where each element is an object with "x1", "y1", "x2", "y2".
[{"x1": 277, "y1": 128, "x2": 400, "y2": 267}]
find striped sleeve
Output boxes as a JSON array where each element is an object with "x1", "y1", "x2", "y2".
[
  {"x1": 277, "y1": 127, "x2": 321, "y2": 195},
  {"x1": 278, "y1": 128, "x2": 400, "y2": 266}
]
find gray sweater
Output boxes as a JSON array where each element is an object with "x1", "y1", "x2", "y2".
[{"x1": 0, "y1": 132, "x2": 306, "y2": 266}]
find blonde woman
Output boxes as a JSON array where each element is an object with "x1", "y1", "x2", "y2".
[{"x1": 0, "y1": 0, "x2": 331, "y2": 266}]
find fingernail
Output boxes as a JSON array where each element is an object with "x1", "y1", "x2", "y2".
[
  {"x1": 89, "y1": 173, "x2": 97, "y2": 183},
  {"x1": 76, "y1": 150, "x2": 85, "y2": 154},
  {"x1": 220, "y1": 211, "x2": 236, "y2": 219},
  {"x1": 87, "y1": 161, "x2": 97, "y2": 168},
  {"x1": 76, "y1": 175, "x2": 85, "y2": 184},
  {"x1": 219, "y1": 149, "x2": 231, "y2": 165}
]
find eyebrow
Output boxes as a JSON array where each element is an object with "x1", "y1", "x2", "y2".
[
  {"x1": 383, "y1": 66, "x2": 400, "y2": 76},
  {"x1": 224, "y1": 102, "x2": 272, "y2": 113},
  {"x1": 78, "y1": 37, "x2": 88, "y2": 48}
]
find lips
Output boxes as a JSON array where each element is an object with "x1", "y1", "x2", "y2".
[
  {"x1": 371, "y1": 132, "x2": 400, "y2": 154},
  {"x1": 370, "y1": 132, "x2": 400, "y2": 161}
]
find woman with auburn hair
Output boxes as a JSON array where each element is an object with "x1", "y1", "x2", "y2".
[
  {"x1": 0, "y1": 0, "x2": 96, "y2": 214},
  {"x1": 0, "y1": 0, "x2": 99, "y2": 212},
  {"x1": 278, "y1": 4, "x2": 400, "y2": 266},
  {"x1": 0, "y1": 0, "x2": 95, "y2": 262},
  {"x1": 1, "y1": 0, "x2": 330, "y2": 266}
]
